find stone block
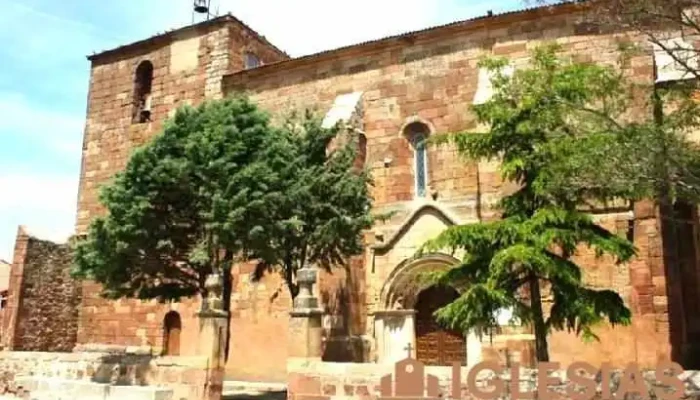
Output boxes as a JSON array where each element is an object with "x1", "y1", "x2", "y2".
[
  {"x1": 107, "y1": 385, "x2": 173, "y2": 400},
  {"x1": 29, "y1": 378, "x2": 110, "y2": 400}
]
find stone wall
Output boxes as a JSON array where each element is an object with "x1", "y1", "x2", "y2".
[
  {"x1": 67, "y1": 0, "x2": 700, "y2": 383},
  {"x1": 220, "y1": 1, "x2": 681, "y2": 371},
  {"x1": 0, "y1": 350, "x2": 209, "y2": 400},
  {"x1": 1, "y1": 227, "x2": 80, "y2": 352},
  {"x1": 288, "y1": 359, "x2": 700, "y2": 400}
]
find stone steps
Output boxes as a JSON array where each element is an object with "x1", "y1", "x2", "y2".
[
  {"x1": 222, "y1": 381, "x2": 287, "y2": 400},
  {"x1": 10, "y1": 377, "x2": 173, "y2": 400},
  {"x1": 223, "y1": 381, "x2": 287, "y2": 392}
]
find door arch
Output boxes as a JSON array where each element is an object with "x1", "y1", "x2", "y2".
[
  {"x1": 163, "y1": 311, "x2": 182, "y2": 356},
  {"x1": 414, "y1": 284, "x2": 465, "y2": 366}
]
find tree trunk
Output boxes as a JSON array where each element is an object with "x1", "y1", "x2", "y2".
[
  {"x1": 284, "y1": 264, "x2": 300, "y2": 300},
  {"x1": 222, "y1": 253, "x2": 233, "y2": 363},
  {"x1": 529, "y1": 274, "x2": 550, "y2": 362}
]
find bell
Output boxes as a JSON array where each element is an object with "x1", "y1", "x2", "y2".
[{"x1": 193, "y1": 0, "x2": 209, "y2": 13}]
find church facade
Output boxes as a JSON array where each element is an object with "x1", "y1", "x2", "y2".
[{"x1": 10, "y1": 1, "x2": 699, "y2": 383}]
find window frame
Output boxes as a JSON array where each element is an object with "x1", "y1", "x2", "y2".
[{"x1": 403, "y1": 121, "x2": 431, "y2": 199}]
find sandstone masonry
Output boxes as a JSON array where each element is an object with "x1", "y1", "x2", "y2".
[{"x1": 4, "y1": 1, "x2": 700, "y2": 384}]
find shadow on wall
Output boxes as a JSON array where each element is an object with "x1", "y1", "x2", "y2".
[
  {"x1": 660, "y1": 201, "x2": 700, "y2": 369},
  {"x1": 319, "y1": 255, "x2": 368, "y2": 363},
  {"x1": 92, "y1": 353, "x2": 153, "y2": 385}
]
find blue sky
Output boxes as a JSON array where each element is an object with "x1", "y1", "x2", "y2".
[{"x1": 0, "y1": 0, "x2": 524, "y2": 261}]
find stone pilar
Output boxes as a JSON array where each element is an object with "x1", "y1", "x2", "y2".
[
  {"x1": 289, "y1": 266, "x2": 324, "y2": 360},
  {"x1": 197, "y1": 273, "x2": 229, "y2": 400}
]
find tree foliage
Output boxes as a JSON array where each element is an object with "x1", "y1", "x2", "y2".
[
  {"x1": 250, "y1": 109, "x2": 379, "y2": 299},
  {"x1": 419, "y1": 45, "x2": 636, "y2": 361},
  {"x1": 72, "y1": 95, "x2": 379, "y2": 309},
  {"x1": 529, "y1": 0, "x2": 700, "y2": 205},
  {"x1": 72, "y1": 95, "x2": 283, "y2": 302}
]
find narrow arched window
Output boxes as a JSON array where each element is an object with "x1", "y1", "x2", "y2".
[
  {"x1": 354, "y1": 133, "x2": 367, "y2": 169},
  {"x1": 163, "y1": 311, "x2": 181, "y2": 356},
  {"x1": 133, "y1": 60, "x2": 154, "y2": 123},
  {"x1": 244, "y1": 52, "x2": 260, "y2": 69},
  {"x1": 404, "y1": 122, "x2": 430, "y2": 198}
]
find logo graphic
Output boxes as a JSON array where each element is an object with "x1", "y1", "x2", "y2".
[
  {"x1": 375, "y1": 343, "x2": 687, "y2": 400},
  {"x1": 379, "y1": 344, "x2": 443, "y2": 400}
]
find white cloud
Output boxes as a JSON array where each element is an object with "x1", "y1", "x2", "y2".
[{"x1": 0, "y1": 172, "x2": 78, "y2": 261}]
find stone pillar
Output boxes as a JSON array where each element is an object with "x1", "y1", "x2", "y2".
[
  {"x1": 373, "y1": 310, "x2": 416, "y2": 365},
  {"x1": 197, "y1": 273, "x2": 229, "y2": 400},
  {"x1": 289, "y1": 265, "x2": 324, "y2": 361}
]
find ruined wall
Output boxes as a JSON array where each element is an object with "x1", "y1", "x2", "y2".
[
  {"x1": 1, "y1": 227, "x2": 80, "y2": 352},
  {"x1": 221, "y1": 3, "x2": 677, "y2": 371}
]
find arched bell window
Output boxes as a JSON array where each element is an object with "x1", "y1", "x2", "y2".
[
  {"x1": 404, "y1": 122, "x2": 430, "y2": 198},
  {"x1": 133, "y1": 60, "x2": 154, "y2": 123},
  {"x1": 354, "y1": 133, "x2": 367, "y2": 169},
  {"x1": 162, "y1": 311, "x2": 182, "y2": 356}
]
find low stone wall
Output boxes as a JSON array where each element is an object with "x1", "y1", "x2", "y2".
[
  {"x1": 288, "y1": 359, "x2": 700, "y2": 400},
  {"x1": 0, "y1": 350, "x2": 209, "y2": 400}
]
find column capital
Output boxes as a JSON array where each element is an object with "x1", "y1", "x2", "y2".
[{"x1": 293, "y1": 264, "x2": 321, "y2": 310}]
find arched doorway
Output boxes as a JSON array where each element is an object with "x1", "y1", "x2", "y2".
[
  {"x1": 163, "y1": 311, "x2": 182, "y2": 356},
  {"x1": 414, "y1": 284, "x2": 465, "y2": 366}
]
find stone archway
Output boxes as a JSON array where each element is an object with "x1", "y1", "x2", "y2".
[
  {"x1": 374, "y1": 253, "x2": 477, "y2": 366},
  {"x1": 163, "y1": 311, "x2": 182, "y2": 356},
  {"x1": 379, "y1": 252, "x2": 461, "y2": 311}
]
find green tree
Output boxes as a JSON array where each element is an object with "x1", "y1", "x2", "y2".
[
  {"x1": 72, "y1": 96, "x2": 380, "y2": 352},
  {"x1": 72, "y1": 95, "x2": 283, "y2": 306},
  {"x1": 418, "y1": 45, "x2": 636, "y2": 362},
  {"x1": 250, "y1": 109, "x2": 379, "y2": 299}
]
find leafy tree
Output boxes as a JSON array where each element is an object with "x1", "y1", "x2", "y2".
[
  {"x1": 529, "y1": 2, "x2": 700, "y2": 205},
  {"x1": 250, "y1": 109, "x2": 379, "y2": 299},
  {"x1": 71, "y1": 95, "x2": 286, "y2": 308},
  {"x1": 72, "y1": 95, "x2": 380, "y2": 314},
  {"x1": 418, "y1": 45, "x2": 636, "y2": 362}
]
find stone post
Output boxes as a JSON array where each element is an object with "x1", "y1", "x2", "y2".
[
  {"x1": 288, "y1": 265, "x2": 324, "y2": 361},
  {"x1": 197, "y1": 273, "x2": 229, "y2": 400}
]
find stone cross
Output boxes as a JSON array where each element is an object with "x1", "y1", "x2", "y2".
[{"x1": 404, "y1": 343, "x2": 414, "y2": 358}]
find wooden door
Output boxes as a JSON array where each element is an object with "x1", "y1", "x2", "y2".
[
  {"x1": 415, "y1": 285, "x2": 465, "y2": 366},
  {"x1": 164, "y1": 312, "x2": 182, "y2": 356}
]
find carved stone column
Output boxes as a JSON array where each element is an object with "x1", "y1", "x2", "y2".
[
  {"x1": 289, "y1": 265, "x2": 324, "y2": 361},
  {"x1": 197, "y1": 273, "x2": 228, "y2": 400}
]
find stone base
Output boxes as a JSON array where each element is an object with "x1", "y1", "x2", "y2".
[
  {"x1": 13, "y1": 377, "x2": 173, "y2": 400},
  {"x1": 322, "y1": 335, "x2": 372, "y2": 362},
  {"x1": 289, "y1": 308, "x2": 324, "y2": 360}
]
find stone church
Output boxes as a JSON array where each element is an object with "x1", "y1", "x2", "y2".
[{"x1": 3, "y1": 1, "x2": 700, "y2": 385}]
